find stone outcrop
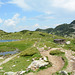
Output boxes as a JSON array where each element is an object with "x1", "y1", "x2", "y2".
[{"x1": 27, "y1": 57, "x2": 49, "y2": 71}]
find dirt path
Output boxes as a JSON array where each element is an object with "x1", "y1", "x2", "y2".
[
  {"x1": 36, "y1": 49, "x2": 64, "y2": 75},
  {"x1": 0, "y1": 53, "x2": 19, "y2": 66},
  {"x1": 28, "y1": 42, "x2": 75, "y2": 75}
]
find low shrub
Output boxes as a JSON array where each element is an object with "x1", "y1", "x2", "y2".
[
  {"x1": 61, "y1": 56, "x2": 68, "y2": 70},
  {"x1": 20, "y1": 47, "x2": 38, "y2": 56},
  {"x1": 50, "y1": 50, "x2": 65, "y2": 55}
]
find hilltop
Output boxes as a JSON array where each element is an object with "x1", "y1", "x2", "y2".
[{"x1": 36, "y1": 20, "x2": 75, "y2": 38}]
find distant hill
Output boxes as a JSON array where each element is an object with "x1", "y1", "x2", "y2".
[
  {"x1": 36, "y1": 28, "x2": 53, "y2": 33},
  {"x1": 35, "y1": 20, "x2": 75, "y2": 38},
  {"x1": 0, "y1": 30, "x2": 7, "y2": 35}
]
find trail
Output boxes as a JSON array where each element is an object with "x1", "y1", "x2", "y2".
[
  {"x1": 0, "y1": 53, "x2": 19, "y2": 66},
  {"x1": 36, "y1": 49, "x2": 64, "y2": 75},
  {"x1": 27, "y1": 47, "x2": 75, "y2": 75}
]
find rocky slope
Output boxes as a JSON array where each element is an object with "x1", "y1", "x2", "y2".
[{"x1": 35, "y1": 20, "x2": 75, "y2": 38}]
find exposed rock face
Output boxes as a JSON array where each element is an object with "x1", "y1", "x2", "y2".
[{"x1": 28, "y1": 59, "x2": 49, "y2": 71}]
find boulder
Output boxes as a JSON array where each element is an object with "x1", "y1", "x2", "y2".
[
  {"x1": 12, "y1": 65, "x2": 16, "y2": 67},
  {"x1": 59, "y1": 71, "x2": 68, "y2": 75},
  {"x1": 0, "y1": 67, "x2": 3, "y2": 70},
  {"x1": 0, "y1": 57, "x2": 4, "y2": 59},
  {"x1": 4, "y1": 72, "x2": 15, "y2": 75},
  {"x1": 28, "y1": 60, "x2": 49, "y2": 71},
  {"x1": 43, "y1": 57, "x2": 47, "y2": 61},
  {"x1": 66, "y1": 41, "x2": 71, "y2": 44},
  {"x1": 20, "y1": 71, "x2": 26, "y2": 75}
]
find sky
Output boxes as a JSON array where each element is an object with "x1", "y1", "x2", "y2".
[{"x1": 0, "y1": 0, "x2": 75, "y2": 32}]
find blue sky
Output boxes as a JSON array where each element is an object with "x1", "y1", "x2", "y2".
[{"x1": 0, "y1": 0, "x2": 75, "y2": 32}]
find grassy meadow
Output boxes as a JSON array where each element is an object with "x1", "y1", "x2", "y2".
[{"x1": 0, "y1": 30, "x2": 75, "y2": 74}]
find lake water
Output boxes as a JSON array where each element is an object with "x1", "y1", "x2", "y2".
[
  {"x1": 0, "y1": 40, "x2": 19, "y2": 55},
  {"x1": 0, "y1": 51, "x2": 18, "y2": 56},
  {"x1": 0, "y1": 40, "x2": 17, "y2": 42}
]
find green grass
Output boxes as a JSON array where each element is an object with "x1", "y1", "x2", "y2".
[
  {"x1": 1, "y1": 56, "x2": 32, "y2": 72},
  {"x1": 49, "y1": 50, "x2": 65, "y2": 55},
  {"x1": 61, "y1": 55, "x2": 68, "y2": 70},
  {"x1": 72, "y1": 53, "x2": 75, "y2": 56},
  {"x1": 0, "y1": 31, "x2": 74, "y2": 74},
  {"x1": 20, "y1": 47, "x2": 40, "y2": 56},
  {"x1": 1, "y1": 47, "x2": 41, "y2": 72},
  {"x1": 0, "y1": 40, "x2": 34, "y2": 52},
  {"x1": 53, "y1": 72, "x2": 72, "y2": 75}
]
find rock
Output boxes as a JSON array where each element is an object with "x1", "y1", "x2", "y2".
[
  {"x1": 32, "y1": 58, "x2": 35, "y2": 61},
  {"x1": 0, "y1": 57, "x2": 4, "y2": 59},
  {"x1": 17, "y1": 56, "x2": 20, "y2": 58},
  {"x1": 59, "y1": 71, "x2": 68, "y2": 75},
  {"x1": 27, "y1": 60, "x2": 49, "y2": 71},
  {"x1": 12, "y1": 65, "x2": 16, "y2": 67},
  {"x1": 4, "y1": 72, "x2": 15, "y2": 75},
  {"x1": 44, "y1": 45, "x2": 47, "y2": 48},
  {"x1": 48, "y1": 47, "x2": 51, "y2": 49},
  {"x1": 27, "y1": 60, "x2": 30, "y2": 61},
  {"x1": 20, "y1": 71, "x2": 26, "y2": 74},
  {"x1": 43, "y1": 57, "x2": 47, "y2": 61},
  {"x1": 39, "y1": 58, "x2": 43, "y2": 60},
  {"x1": 66, "y1": 41, "x2": 71, "y2": 44},
  {"x1": 0, "y1": 67, "x2": 3, "y2": 70},
  {"x1": 70, "y1": 60, "x2": 74, "y2": 62}
]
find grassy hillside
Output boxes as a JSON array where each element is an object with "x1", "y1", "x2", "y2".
[
  {"x1": 0, "y1": 29, "x2": 75, "y2": 74},
  {"x1": 0, "y1": 30, "x2": 75, "y2": 52}
]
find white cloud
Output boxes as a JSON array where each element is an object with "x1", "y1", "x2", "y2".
[
  {"x1": 3, "y1": 13, "x2": 26, "y2": 26},
  {"x1": 8, "y1": 0, "x2": 52, "y2": 13},
  {"x1": 3, "y1": 13, "x2": 20, "y2": 26},
  {"x1": 0, "y1": 18, "x2": 3, "y2": 23},
  {"x1": 8, "y1": 0, "x2": 75, "y2": 12},
  {"x1": 8, "y1": 0, "x2": 32, "y2": 11},
  {"x1": 31, "y1": 15, "x2": 54, "y2": 21},
  {"x1": 52, "y1": 0, "x2": 75, "y2": 11},
  {"x1": 34, "y1": 24, "x2": 40, "y2": 27},
  {"x1": 0, "y1": 1, "x2": 4, "y2": 7}
]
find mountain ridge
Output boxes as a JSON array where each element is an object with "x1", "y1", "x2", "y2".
[{"x1": 35, "y1": 20, "x2": 75, "y2": 38}]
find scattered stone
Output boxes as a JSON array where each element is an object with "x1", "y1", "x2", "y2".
[
  {"x1": 27, "y1": 60, "x2": 30, "y2": 61},
  {"x1": 44, "y1": 45, "x2": 47, "y2": 48},
  {"x1": 39, "y1": 58, "x2": 43, "y2": 60},
  {"x1": 0, "y1": 57, "x2": 4, "y2": 59},
  {"x1": 59, "y1": 71, "x2": 68, "y2": 75},
  {"x1": 62, "y1": 45, "x2": 64, "y2": 47},
  {"x1": 4, "y1": 72, "x2": 15, "y2": 75},
  {"x1": 48, "y1": 47, "x2": 51, "y2": 50},
  {"x1": 0, "y1": 67, "x2": 3, "y2": 70},
  {"x1": 70, "y1": 60, "x2": 74, "y2": 62},
  {"x1": 17, "y1": 56, "x2": 20, "y2": 58},
  {"x1": 66, "y1": 41, "x2": 71, "y2": 44},
  {"x1": 20, "y1": 71, "x2": 26, "y2": 74},
  {"x1": 12, "y1": 65, "x2": 16, "y2": 67},
  {"x1": 43, "y1": 57, "x2": 47, "y2": 61}
]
